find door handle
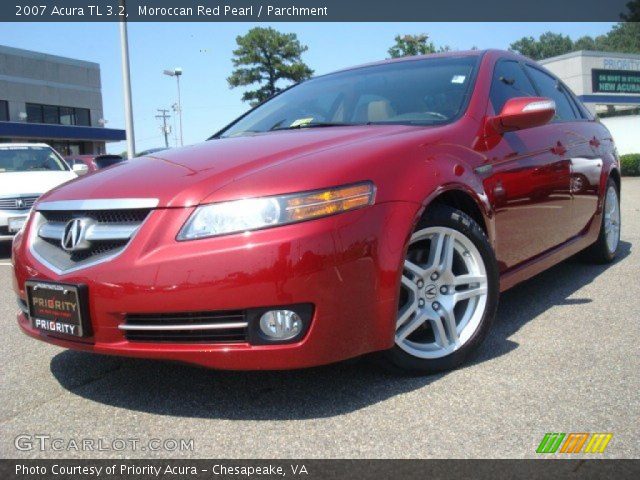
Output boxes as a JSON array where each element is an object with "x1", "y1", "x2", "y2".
[{"x1": 551, "y1": 141, "x2": 567, "y2": 156}]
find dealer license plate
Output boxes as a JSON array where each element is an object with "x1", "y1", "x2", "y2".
[{"x1": 26, "y1": 281, "x2": 90, "y2": 338}]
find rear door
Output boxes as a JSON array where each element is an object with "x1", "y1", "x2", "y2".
[
  {"x1": 524, "y1": 65, "x2": 604, "y2": 238},
  {"x1": 481, "y1": 59, "x2": 574, "y2": 271}
]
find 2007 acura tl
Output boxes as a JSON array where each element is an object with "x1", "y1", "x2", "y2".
[{"x1": 11, "y1": 50, "x2": 621, "y2": 373}]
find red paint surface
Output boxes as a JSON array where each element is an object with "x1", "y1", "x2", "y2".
[{"x1": 13, "y1": 50, "x2": 619, "y2": 369}]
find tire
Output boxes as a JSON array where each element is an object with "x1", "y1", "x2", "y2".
[
  {"x1": 382, "y1": 204, "x2": 499, "y2": 375},
  {"x1": 581, "y1": 178, "x2": 621, "y2": 264}
]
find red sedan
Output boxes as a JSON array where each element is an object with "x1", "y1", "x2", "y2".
[{"x1": 11, "y1": 50, "x2": 621, "y2": 373}]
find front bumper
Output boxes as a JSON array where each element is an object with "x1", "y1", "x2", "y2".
[{"x1": 12, "y1": 202, "x2": 418, "y2": 370}]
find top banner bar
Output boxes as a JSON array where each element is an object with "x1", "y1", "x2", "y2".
[{"x1": 2, "y1": 0, "x2": 636, "y2": 22}]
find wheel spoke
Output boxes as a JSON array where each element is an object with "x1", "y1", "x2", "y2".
[
  {"x1": 404, "y1": 259, "x2": 426, "y2": 279},
  {"x1": 453, "y1": 274, "x2": 487, "y2": 286},
  {"x1": 397, "y1": 276, "x2": 418, "y2": 329},
  {"x1": 426, "y1": 232, "x2": 445, "y2": 269},
  {"x1": 397, "y1": 312, "x2": 429, "y2": 341},
  {"x1": 441, "y1": 234, "x2": 455, "y2": 273},
  {"x1": 454, "y1": 284, "x2": 488, "y2": 303},
  {"x1": 428, "y1": 315, "x2": 449, "y2": 348},
  {"x1": 440, "y1": 307, "x2": 459, "y2": 346}
]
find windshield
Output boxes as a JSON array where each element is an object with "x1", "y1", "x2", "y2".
[
  {"x1": 0, "y1": 146, "x2": 69, "y2": 173},
  {"x1": 218, "y1": 55, "x2": 480, "y2": 138}
]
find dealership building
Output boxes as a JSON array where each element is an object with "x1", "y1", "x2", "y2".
[
  {"x1": 0, "y1": 45, "x2": 125, "y2": 155},
  {"x1": 540, "y1": 50, "x2": 640, "y2": 155}
]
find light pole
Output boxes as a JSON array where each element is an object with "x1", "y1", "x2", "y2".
[
  {"x1": 163, "y1": 68, "x2": 183, "y2": 147},
  {"x1": 119, "y1": 0, "x2": 136, "y2": 158}
]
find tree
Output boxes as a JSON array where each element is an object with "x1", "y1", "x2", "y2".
[
  {"x1": 228, "y1": 27, "x2": 313, "y2": 106},
  {"x1": 510, "y1": 32, "x2": 573, "y2": 60},
  {"x1": 510, "y1": 22, "x2": 640, "y2": 61},
  {"x1": 387, "y1": 34, "x2": 450, "y2": 58},
  {"x1": 599, "y1": 22, "x2": 640, "y2": 54}
]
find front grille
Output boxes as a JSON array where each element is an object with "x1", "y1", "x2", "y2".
[
  {"x1": 121, "y1": 311, "x2": 248, "y2": 343},
  {"x1": 0, "y1": 195, "x2": 38, "y2": 210},
  {"x1": 31, "y1": 207, "x2": 151, "y2": 272},
  {"x1": 40, "y1": 209, "x2": 149, "y2": 224}
]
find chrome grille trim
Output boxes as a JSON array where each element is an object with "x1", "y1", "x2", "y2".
[
  {"x1": 121, "y1": 311, "x2": 249, "y2": 343},
  {"x1": 38, "y1": 222, "x2": 140, "y2": 242},
  {"x1": 37, "y1": 198, "x2": 159, "y2": 211},
  {"x1": 28, "y1": 199, "x2": 156, "y2": 274},
  {"x1": 0, "y1": 194, "x2": 40, "y2": 210},
  {"x1": 118, "y1": 322, "x2": 248, "y2": 331}
]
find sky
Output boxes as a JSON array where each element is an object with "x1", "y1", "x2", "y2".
[{"x1": 0, "y1": 22, "x2": 615, "y2": 154}]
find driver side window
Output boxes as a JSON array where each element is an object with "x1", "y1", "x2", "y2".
[{"x1": 489, "y1": 60, "x2": 537, "y2": 114}]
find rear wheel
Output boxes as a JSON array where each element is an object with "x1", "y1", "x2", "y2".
[
  {"x1": 383, "y1": 205, "x2": 499, "y2": 374},
  {"x1": 581, "y1": 178, "x2": 620, "y2": 264}
]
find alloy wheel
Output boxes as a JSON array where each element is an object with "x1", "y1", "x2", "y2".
[
  {"x1": 604, "y1": 185, "x2": 620, "y2": 254},
  {"x1": 396, "y1": 226, "x2": 488, "y2": 359}
]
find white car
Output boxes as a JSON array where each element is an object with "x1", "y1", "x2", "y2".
[{"x1": 0, "y1": 143, "x2": 80, "y2": 240}]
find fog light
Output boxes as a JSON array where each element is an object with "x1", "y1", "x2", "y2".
[{"x1": 259, "y1": 310, "x2": 302, "y2": 340}]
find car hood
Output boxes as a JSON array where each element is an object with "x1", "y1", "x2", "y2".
[
  {"x1": 0, "y1": 171, "x2": 78, "y2": 198},
  {"x1": 38, "y1": 125, "x2": 422, "y2": 208}
]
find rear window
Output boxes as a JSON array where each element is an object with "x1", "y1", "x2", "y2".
[{"x1": 525, "y1": 66, "x2": 579, "y2": 121}]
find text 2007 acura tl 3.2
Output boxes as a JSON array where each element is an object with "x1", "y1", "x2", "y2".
[{"x1": 12, "y1": 50, "x2": 621, "y2": 373}]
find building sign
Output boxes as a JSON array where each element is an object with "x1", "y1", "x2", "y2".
[
  {"x1": 602, "y1": 58, "x2": 640, "y2": 71},
  {"x1": 592, "y1": 69, "x2": 640, "y2": 94}
]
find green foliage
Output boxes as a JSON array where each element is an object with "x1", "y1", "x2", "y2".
[
  {"x1": 388, "y1": 34, "x2": 450, "y2": 58},
  {"x1": 228, "y1": 27, "x2": 313, "y2": 106},
  {"x1": 620, "y1": 154, "x2": 640, "y2": 176},
  {"x1": 509, "y1": 32, "x2": 574, "y2": 60},
  {"x1": 509, "y1": 22, "x2": 640, "y2": 60}
]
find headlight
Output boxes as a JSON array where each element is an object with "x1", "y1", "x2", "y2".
[{"x1": 177, "y1": 182, "x2": 375, "y2": 240}]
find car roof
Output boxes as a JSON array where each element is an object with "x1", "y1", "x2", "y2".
[{"x1": 319, "y1": 49, "x2": 532, "y2": 77}]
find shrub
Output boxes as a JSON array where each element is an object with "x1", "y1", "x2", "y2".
[{"x1": 620, "y1": 154, "x2": 640, "y2": 176}]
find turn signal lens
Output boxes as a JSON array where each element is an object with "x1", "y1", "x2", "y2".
[
  {"x1": 286, "y1": 183, "x2": 375, "y2": 221},
  {"x1": 178, "y1": 182, "x2": 375, "y2": 240}
]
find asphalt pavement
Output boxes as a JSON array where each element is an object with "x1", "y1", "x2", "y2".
[{"x1": 0, "y1": 178, "x2": 638, "y2": 459}]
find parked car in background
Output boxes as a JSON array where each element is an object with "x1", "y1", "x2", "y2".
[
  {"x1": 11, "y1": 50, "x2": 621, "y2": 373},
  {"x1": 0, "y1": 143, "x2": 78, "y2": 241},
  {"x1": 65, "y1": 154, "x2": 125, "y2": 175}
]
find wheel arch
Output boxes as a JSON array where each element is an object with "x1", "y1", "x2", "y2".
[{"x1": 419, "y1": 185, "x2": 495, "y2": 247}]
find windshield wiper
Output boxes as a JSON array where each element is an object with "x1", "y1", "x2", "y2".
[{"x1": 271, "y1": 122, "x2": 354, "y2": 131}]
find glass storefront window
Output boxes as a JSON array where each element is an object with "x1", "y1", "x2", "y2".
[
  {"x1": 0, "y1": 100, "x2": 8, "y2": 121},
  {"x1": 75, "y1": 108, "x2": 91, "y2": 126},
  {"x1": 24, "y1": 103, "x2": 91, "y2": 126}
]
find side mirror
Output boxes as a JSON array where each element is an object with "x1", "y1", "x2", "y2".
[
  {"x1": 488, "y1": 97, "x2": 556, "y2": 134},
  {"x1": 72, "y1": 163, "x2": 89, "y2": 176}
]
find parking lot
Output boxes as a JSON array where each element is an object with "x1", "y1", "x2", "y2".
[{"x1": 0, "y1": 178, "x2": 638, "y2": 459}]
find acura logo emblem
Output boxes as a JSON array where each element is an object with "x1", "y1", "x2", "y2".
[
  {"x1": 15, "y1": 198, "x2": 25, "y2": 209},
  {"x1": 61, "y1": 218, "x2": 93, "y2": 252},
  {"x1": 425, "y1": 284, "x2": 438, "y2": 299}
]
